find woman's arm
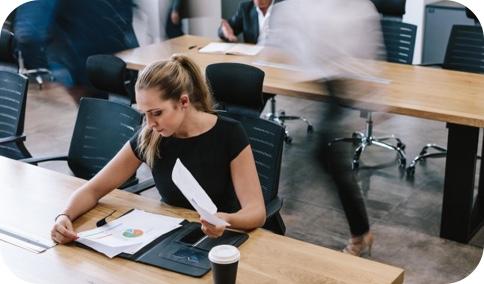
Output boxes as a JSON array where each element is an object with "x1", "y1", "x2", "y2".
[
  {"x1": 51, "y1": 143, "x2": 142, "y2": 243},
  {"x1": 201, "y1": 145, "x2": 266, "y2": 237}
]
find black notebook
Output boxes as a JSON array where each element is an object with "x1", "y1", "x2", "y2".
[{"x1": 78, "y1": 220, "x2": 248, "y2": 277}]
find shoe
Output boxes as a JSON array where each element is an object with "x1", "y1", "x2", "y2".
[{"x1": 343, "y1": 231, "x2": 373, "y2": 257}]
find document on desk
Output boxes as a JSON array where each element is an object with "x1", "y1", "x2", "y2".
[
  {"x1": 172, "y1": 158, "x2": 230, "y2": 227},
  {"x1": 77, "y1": 209, "x2": 183, "y2": 258},
  {"x1": 199, "y1": 42, "x2": 264, "y2": 56}
]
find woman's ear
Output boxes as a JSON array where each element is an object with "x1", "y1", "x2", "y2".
[{"x1": 179, "y1": 93, "x2": 190, "y2": 109}]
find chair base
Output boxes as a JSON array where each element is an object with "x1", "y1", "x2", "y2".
[
  {"x1": 264, "y1": 97, "x2": 313, "y2": 144},
  {"x1": 406, "y1": 143, "x2": 481, "y2": 176},
  {"x1": 330, "y1": 132, "x2": 407, "y2": 170},
  {"x1": 328, "y1": 112, "x2": 406, "y2": 170},
  {"x1": 21, "y1": 68, "x2": 54, "y2": 89},
  {"x1": 406, "y1": 144, "x2": 447, "y2": 176}
]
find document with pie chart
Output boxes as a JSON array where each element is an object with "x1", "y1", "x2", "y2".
[{"x1": 77, "y1": 209, "x2": 183, "y2": 258}]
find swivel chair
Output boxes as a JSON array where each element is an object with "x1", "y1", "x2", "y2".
[
  {"x1": 219, "y1": 111, "x2": 287, "y2": 235},
  {"x1": 0, "y1": 71, "x2": 32, "y2": 160},
  {"x1": 329, "y1": 0, "x2": 415, "y2": 169},
  {"x1": 22, "y1": 98, "x2": 143, "y2": 189},
  {"x1": 86, "y1": 54, "x2": 137, "y2": 105},
  {"x1": 206, "y1": 62, "x2": 267, "y2": 118},
  {"x1": 407, "y1": 23, "x2": 484, "y2": 175}
]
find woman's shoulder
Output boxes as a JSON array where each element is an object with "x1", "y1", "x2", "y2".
[{"x1": 216, "y1": 114, "x2": 243, "y2": 130}]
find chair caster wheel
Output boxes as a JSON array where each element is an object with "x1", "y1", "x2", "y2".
[
  {"x1": 397, "y1": 142, "x2": 406, "y2": 150},
  {"x1": 285, "y1": 136, "x2": 292, "y2": 144},
  {"x1": 307, "y1": 125, "x2": 314, "y2": 133}
]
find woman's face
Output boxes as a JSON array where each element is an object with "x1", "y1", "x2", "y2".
[{"x1": 136, "y1": 88, "x2": 188, "y2": 137}]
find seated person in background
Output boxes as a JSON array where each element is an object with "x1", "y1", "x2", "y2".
[
  {"x1": 51, "y1": 55, "x2": 266, "y2": 244},
  {"x1": 218, "y1": 0, "x2": 280, "y2": 44}
]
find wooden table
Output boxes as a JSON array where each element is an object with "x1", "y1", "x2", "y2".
[
  {"x1": 117, "y1": 35, "x2": 484, "y2": 244},
  {"x1": 0, "y1": 156, "x2": 404, "y2": 283}
]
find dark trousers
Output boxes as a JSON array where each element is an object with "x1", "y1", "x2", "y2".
[
  {"x1": 318, "y1": 79, "x2": 370, "y2": 236},
  {"x1": 325, "y1": 142, "x2": 370, "y2": 236}
]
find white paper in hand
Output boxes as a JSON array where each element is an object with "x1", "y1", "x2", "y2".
[
  {"x1": 191, "y1": 198, "x2": 230, "y2": 227},
  {"x1": 172, "y1": 159, "x2": 229, "y2": 226}
]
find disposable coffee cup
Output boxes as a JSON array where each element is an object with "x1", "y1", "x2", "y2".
[{"x1": 208, "y1": 245, "x2": 240, "y2": 284}]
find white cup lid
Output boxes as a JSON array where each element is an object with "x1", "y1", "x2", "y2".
[{"x1": 208, "y1": 245, "x2": 240, "y2": 264}]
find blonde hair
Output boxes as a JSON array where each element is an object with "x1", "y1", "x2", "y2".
[{"x1": 136, "y1": 55, "x2": 214, "y2": 167}]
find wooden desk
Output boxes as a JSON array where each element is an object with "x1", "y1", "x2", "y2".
[
  {"x1": 117, "y1": 35, "x2": 484, "y2": 244},
  {"x1": 0, "y1": 156, "x2": 404, "y2": 283}
]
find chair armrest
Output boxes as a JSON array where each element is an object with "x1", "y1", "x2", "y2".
[
  {"x1": 265, "y1": 197, "x2": 283, "y2": 219},
  {"x1": 0, "y1": 135, "x2": 26, "y2": 144},
  {"x1": 122, "y1": 178, "x2": 156, "y2": 194},
  {"x1": 21, "y1": 155, "x2": 68, "y2": 164}
]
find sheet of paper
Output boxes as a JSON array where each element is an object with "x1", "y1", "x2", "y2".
[
  {"x1": 226, "y1": 44, "x2": 264, "y2": 56},
  {"x1": 199, "y1": 42, "x2": 264, "y2": 56},
  {"x1": 172, "y1": 158, "x2": 217, "y2": 214},
  {"x1": 172, "y1": 158, "x2": 229, "y2": 226},
  {"x1": 198, "y1": 42, "x2": 234, "y2": 54},
  {"x1": 77, "y1": 209, "x2": 183, "y2": 258},
  {"x1": 0, "y1": 225, "x2": 55, "y2": 253},
  {"x1": 191, "y1": 198, "x2": 230, "y2": 227}
]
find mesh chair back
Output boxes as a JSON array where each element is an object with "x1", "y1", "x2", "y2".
[
  {"x1": 0, "y1": 71, "x2": 31, "y2": 159},
  {"x1": 219, "y1": 112, "x2": 284, "y2": 206},
  {"x1": 380, "y1": 19, "x2": 417, "y2": 64},
  {"x1": 443, "y1": 25, "x2": 484, "y2": 74},
  {"x1": 67, "y1": 98, "x2": 142, "y2": 181},
  {"x1": 86, "y1": 55, "x2": 136, "y2": 104},
  {"x1": 0, "y1": 29, "x2": 15, "y2": 63},
  {"x1": 206, "y1": 63, "x2": 265, "y2": 117},
  {"x1": 0, "y1": 29, "x2": 18, "y2": 73}
]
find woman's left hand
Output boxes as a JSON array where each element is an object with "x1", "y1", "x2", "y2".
[{"x1": 200, "y1": 213, "x2": 230, "y2": 238}]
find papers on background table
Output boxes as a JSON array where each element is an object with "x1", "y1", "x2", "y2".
[
  {"x1": 0, "y1": 225, "x2": 55, "y2": 253},
  {"x1": 199, "y1": 42, "x2": 264, "y2": 56},
  {"x1": 77, "y1": 209, "x2": 183, "y2": 258},
  {"x1": 172, "y1": 158, "x2": 230, "y2": 227}
]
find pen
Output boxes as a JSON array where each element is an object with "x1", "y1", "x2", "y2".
[
  {"x1": 96, "y1": 209, "x2": 117, "y2": 227},
  {"x1": 192, "y1": 235, "x2": 208, "y2": 248}
]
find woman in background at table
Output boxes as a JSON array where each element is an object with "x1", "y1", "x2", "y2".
[{"x1": 51, "y1": 55, "x2": 266, "y2": 244}]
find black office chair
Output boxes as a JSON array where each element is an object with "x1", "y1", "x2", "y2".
[
  {"x1": 329, "y1": 0, "x2": 415, "y2": 169},
  {"x1": 22, "y1": 97, "x2": 143, "y2": 189},
  {"x1": 219, "y1": 111, "x2": 286, "y2": 235},
  {"x1": 0, "y1": 29, "x2": 19, "y2": 73},
  {"x1": 206, "y1": 62, "x2": 267, "y2": 118},
  {"x1": 86, "y1": 54, "x2": 137, "y2": 105},
  {"x1": 0, "y1": 71, "x2": 32, "y2": 160},
  {"x1": 407, "y1": 24, "x2": 484, "y2": 175}
]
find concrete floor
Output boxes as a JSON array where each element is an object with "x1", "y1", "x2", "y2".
[{"x1": 23, "y1": 83, "x2": 483, "y2": 284}]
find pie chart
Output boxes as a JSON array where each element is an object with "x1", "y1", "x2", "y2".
[{"x1": 122, "y1": 228, "x2": 144, "y2": 238}]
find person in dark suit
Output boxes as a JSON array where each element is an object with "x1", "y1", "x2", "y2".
[{"x1": 218, "y1": 0, "x2": 278, "y2": 44}]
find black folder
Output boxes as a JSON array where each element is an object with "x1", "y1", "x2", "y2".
[{"x1": 78, "y1": 220, "x2": 248, "y2": 277}]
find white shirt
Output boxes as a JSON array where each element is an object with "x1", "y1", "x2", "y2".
[{"x1": 255, "y1": 1, "x2": 274, "y2": 45}]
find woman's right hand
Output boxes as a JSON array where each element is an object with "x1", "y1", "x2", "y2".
[{"x1": 51, "y1": 215, "x2": 78, "y2": 244}]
